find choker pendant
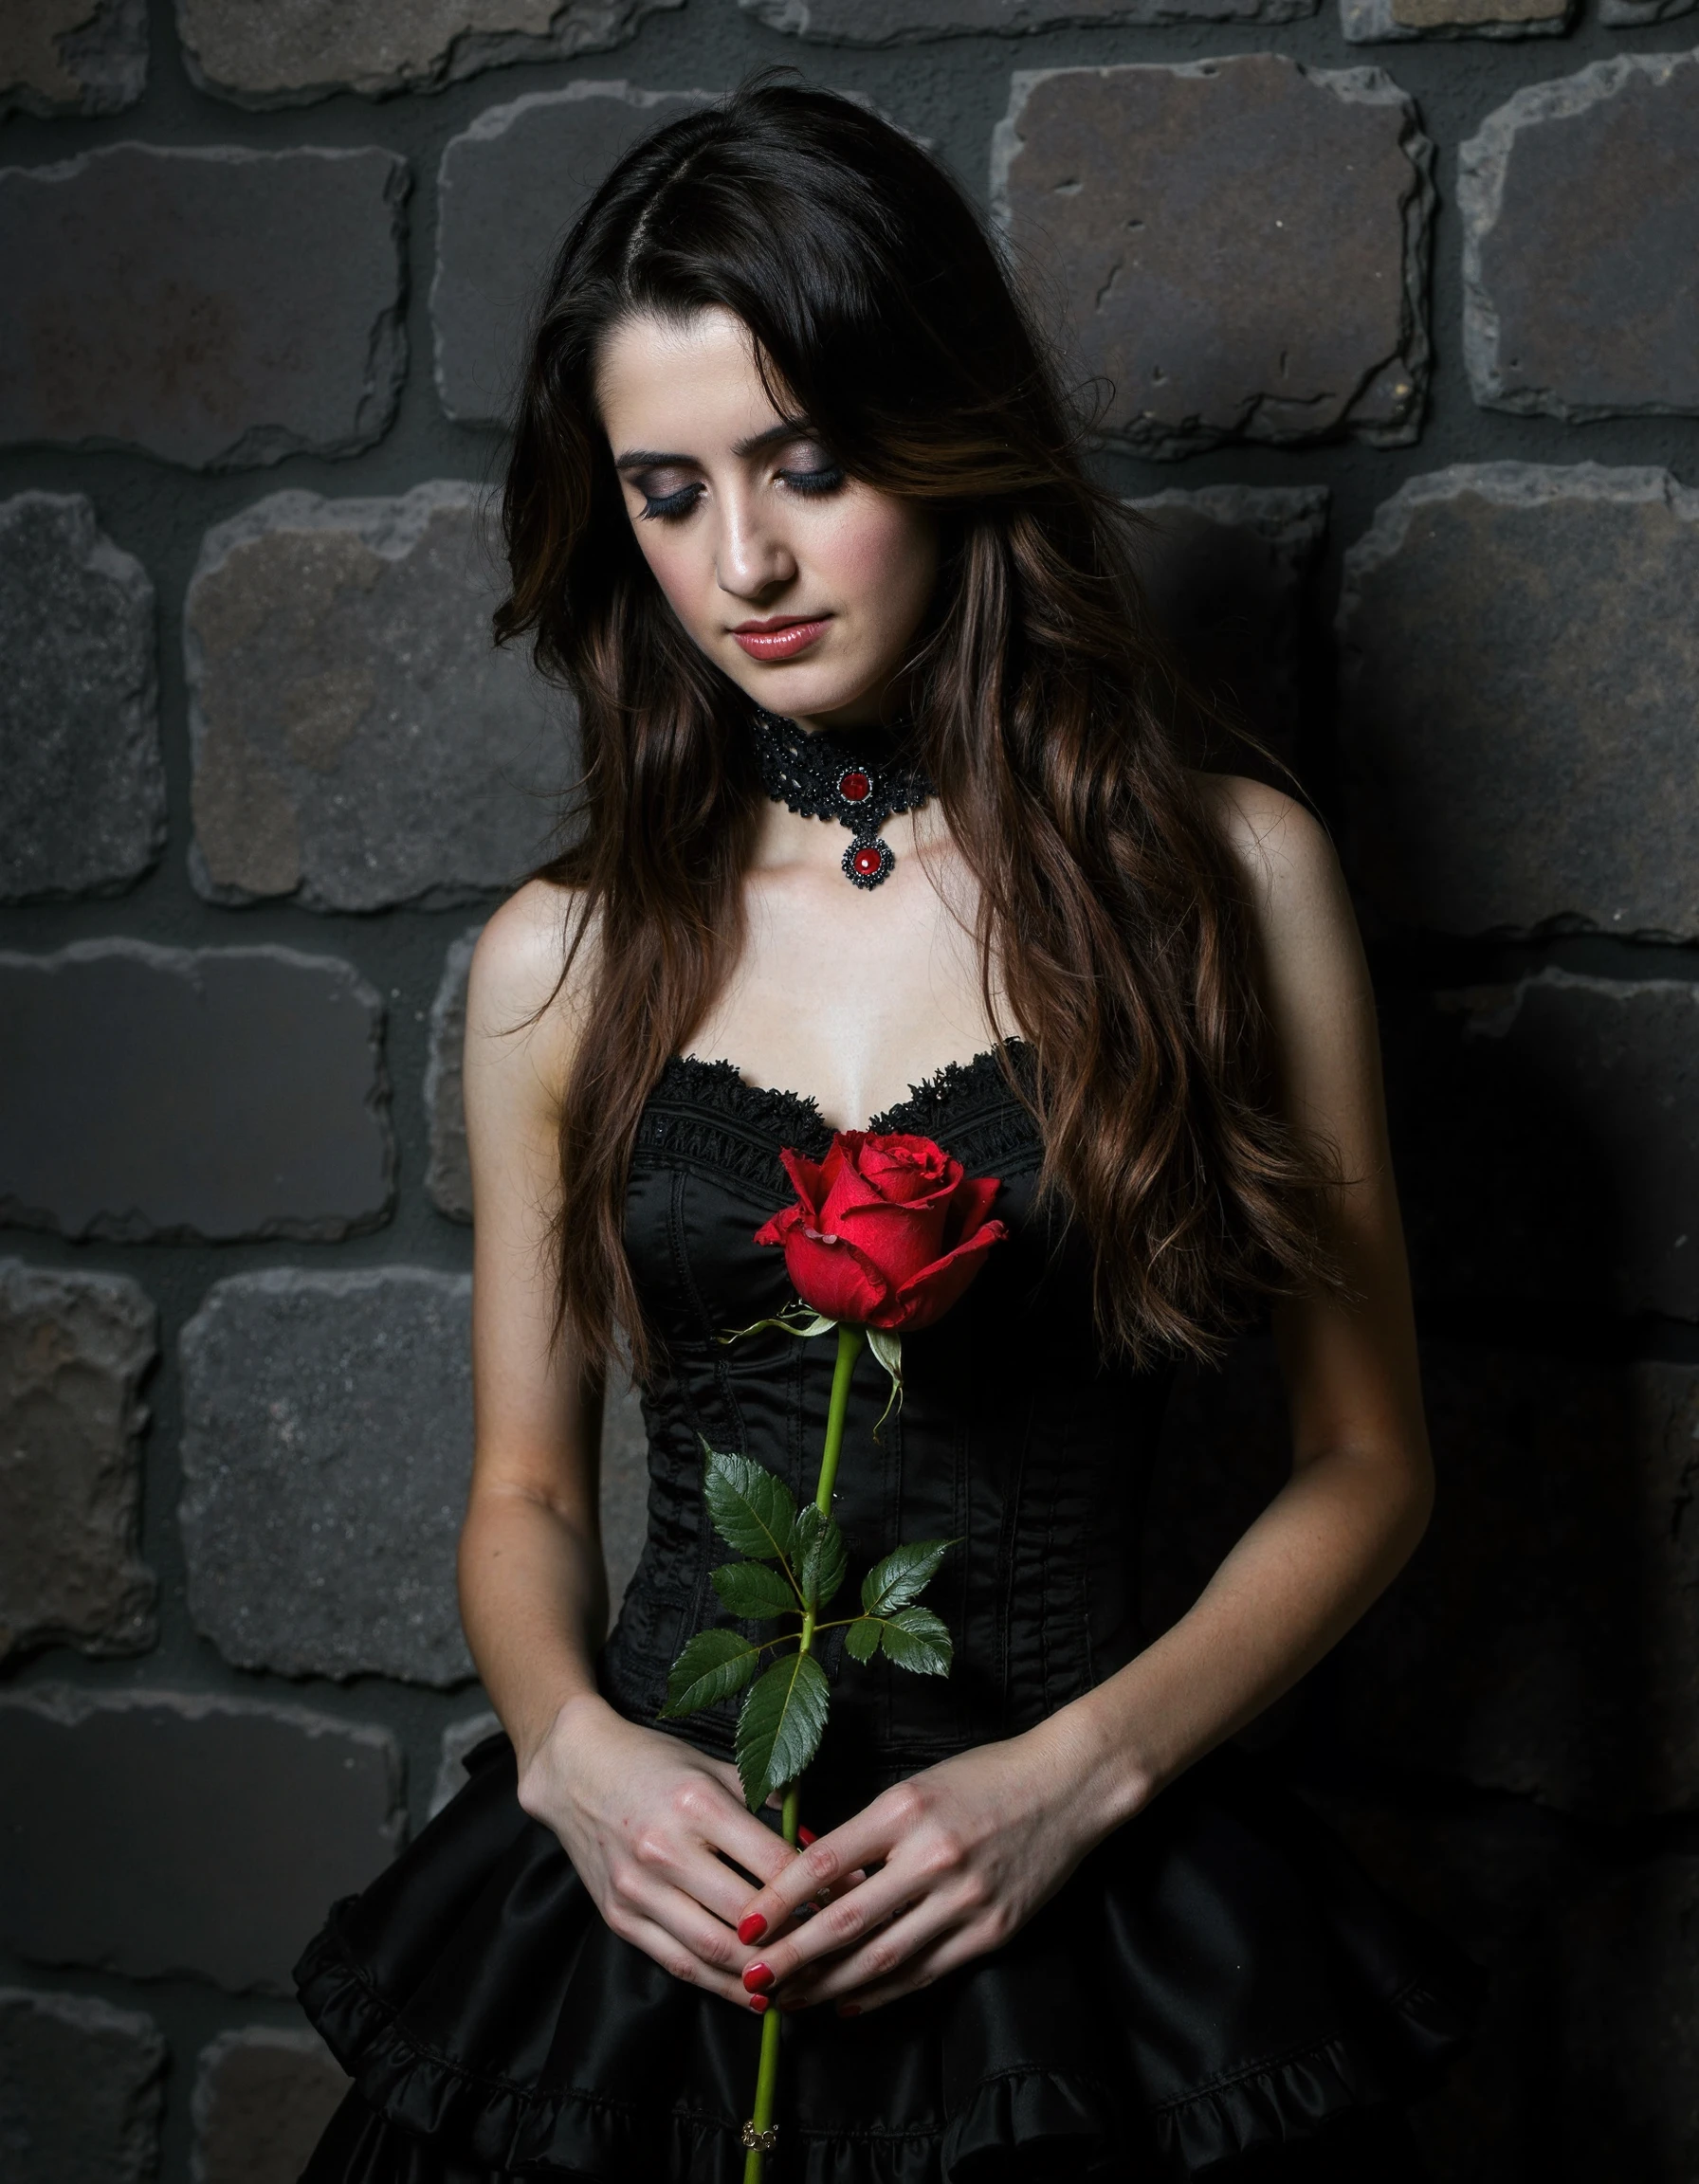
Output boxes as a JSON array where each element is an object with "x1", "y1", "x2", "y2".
[{"x1": 748, "y1": 709, "x2": 935, "y2": 891}]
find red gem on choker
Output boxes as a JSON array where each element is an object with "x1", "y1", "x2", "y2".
[
  {"x1": 838, "y1": 769, "x2": 871, "y2": 803},
  {"x1": 850, "y1": 845, "x2": 885, "y2": 879}
]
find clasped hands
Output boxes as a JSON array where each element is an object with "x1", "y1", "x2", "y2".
[{"x1": 518, "y1": 1695, "x2": 1105, "y2": 2019}]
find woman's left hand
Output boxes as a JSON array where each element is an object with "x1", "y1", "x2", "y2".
[{"x1": 732, "y1": 1724, "x2": 1111, "y2": 2015}]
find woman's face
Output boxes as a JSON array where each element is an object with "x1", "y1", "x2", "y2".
[{"x1": 595, "y1": 306, "x2": 939, "y2": 733}]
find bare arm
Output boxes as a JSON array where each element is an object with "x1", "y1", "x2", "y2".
[
  {"x1": 735, "y1": 783, "x2": 1434, "y2": 2012},
  {"x1": 455, "y1": 880, "x2": 795, "y2": 2011}
]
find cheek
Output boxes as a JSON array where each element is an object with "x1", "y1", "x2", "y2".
[
  {"x1": 628, "y1": 519, "x2": 713, "y2": 634},
  {"x1": 816, "y1": 498, "x2": 937, "y2": 619}
]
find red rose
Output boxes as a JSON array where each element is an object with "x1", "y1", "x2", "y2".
[{"x1": 754, "y1": 1132, "x2": 1007, "y2": 1332}]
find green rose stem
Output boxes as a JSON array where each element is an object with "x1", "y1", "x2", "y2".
[{"x1": 744, "y1": 1320, "x2": 865, "y2": 2184}]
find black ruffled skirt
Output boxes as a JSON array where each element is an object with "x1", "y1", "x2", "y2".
[{"x1": 295, "y1": 1732, "x2": 1481, "y2": 2181}]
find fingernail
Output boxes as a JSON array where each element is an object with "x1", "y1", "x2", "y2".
[
  {"x1": 742, "y1": 1962, "x2": 775, "y2": 1993},
  {"x1": 798, "y1": 1826, "x2": 817, "y2": 1846},
  {"x1": 749, "y1": 1993, "x2": 770, "y2": 2015},
  {"x1": 737, "y1": 1914, "x2": 767, "y2": 1944},
  {"x1": 836, "y1": 2001, "x2": 862, "y2": 2018}
]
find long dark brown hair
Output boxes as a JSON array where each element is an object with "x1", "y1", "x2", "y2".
[{"x1": 496, "y1": 80, "x2": 1338, "y2": 1381}]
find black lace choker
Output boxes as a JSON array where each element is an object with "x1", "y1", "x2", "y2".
[{"x1": 748, "y1": 709, "x2": 935, "y2": 890}]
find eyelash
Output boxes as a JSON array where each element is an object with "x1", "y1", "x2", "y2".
[{"x1": 637, "y1": 464, "x2": 847, "y2": 523}]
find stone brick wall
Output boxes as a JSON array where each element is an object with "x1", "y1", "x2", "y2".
[{"x1": 1, "y1": 0, "x2": 1694, "y2": 2175}]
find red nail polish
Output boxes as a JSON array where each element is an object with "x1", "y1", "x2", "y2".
[
  {"x1": 748, "y1": 1993, "x2": 770, "y2": 2014},
  {"x1": 836, "y1": 2001, "x2": 862, "y2": 2018},
  {"x1": 742, "y1": 1962, "x2": 774, "y2": 1993},
  {"x1": 798, "y1": 1826, "x2": 817, "y2": 1846},
  {"x1": 737, "y1": 1913, "x2": 767, "y2": 1944}
]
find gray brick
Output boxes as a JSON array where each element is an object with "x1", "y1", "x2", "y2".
[
  {"x1": 180, "y1": 1269, "x2": 475, "y2": 1685},
  {"x1": 0, "y1": 1986, "x2": 165, "y2": 2184},
  {"x1": 1126, "y1": 484, "x2": 1327, "y2": 756},
  {"x1": 0, "y1": 0, "x2": 146, "y2": 117},
  {"x1": 1341, "y1": 0, "x2": 1568, "y2": 40},
  {"x1": 0, "y1": 1687, "x2": 403, "y2": 1993},
  {"x1": 1381, "y1": 972, "x2": 1699, "y2": 1321},
  {"x1": 1602, "y1": 0, "x2": 1694, "y2": 21},
  {"x1": 993, "y1": 57, "x2": 1432, "y2": 458},
  {"x1": 192, "y1": 2027, "x2": 348, "y2": 2184},
  {"x1": 425, "y1": 924, "x2": 482, "y2": 1221},
  {"x1": 430, "y1": 1708, "x2": 501, "y2": 1815},
  {"x1": 0, "y1": 1261, "x2": 156, "y2": 1664},
  {"x1": 0, "y1": 144, "x2": 406, "y2": 469},
  {"x1": 0, "y1": 493, "x2": 163, "y2": 902},
  {"x1": 741, "y1": 0, "x2": 1315, "y2": 36},
  {"x1": 0, "y1": 941, "x2": 393, "y2": 1243},
  {"x1": 177, "y1": 0, "x2": 684, "y2": 106},
  {"x1": 186, "y1": 485, "x2": 568, "y2": 910},
  {"x1": 1332, "y1": 1344, "x2": 1699, "y2": 1818},
  {"x1": 1461, "y1": 54, "x2": 1699, "y2": 421},
  {"x1": 433, "y1": 83, "x2": 712, "y2": 426},
  {"x1": 602, "y1": 1370, "x2": 649, "y2": 1615},
  {"x1": 1339, "y1": 463, "x2": 1699, "y2": 938}
]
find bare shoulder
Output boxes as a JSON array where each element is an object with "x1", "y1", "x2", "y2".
[
  {"x1": 466, "y1": 877, "x2": 598, "y2": 1098},
  {"x1": 1193, "y1": 773, "x2": 1369, "y2": 1026},
  {"x1": 1194, "y1": 774, "x2": 1341, "y2": 919}
]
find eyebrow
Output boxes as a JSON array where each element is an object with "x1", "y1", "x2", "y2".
[{"x1": 612, "y1": 417, "x2": 818, "y2": 470}]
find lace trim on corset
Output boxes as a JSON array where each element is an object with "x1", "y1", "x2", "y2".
[{"x1": 632, "y1": 1042, "x2": 1043, "y2": 1191}]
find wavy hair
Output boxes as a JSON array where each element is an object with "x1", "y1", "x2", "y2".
[{"x1": 495, "y1": 80, "x2": 1339, "y2": 1380}]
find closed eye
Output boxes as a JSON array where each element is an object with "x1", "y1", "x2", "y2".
[
  {"x1": 639, "y1": 482, "x2": 705, "y2": 522},
  {"x1": 778, "y1": 462, "x2": 846, "y2": 500}
]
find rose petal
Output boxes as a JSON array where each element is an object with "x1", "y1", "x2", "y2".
[
  {"x1": 781, "y1": 1228, "x2": 892, "y2": 1324},
  {"x1": 872, "y1": 1219, "x2": 1010, "y2": 1333},
  {"x1": 940, "y1": 1174, "x2": 1003, "y2": 1249},
  {"x1": 753, "y1": 1202, "x2": 807, "y2": 1250},
  {"x1": 856, "y1": 1135, "x2": 960, "y2": 1206},
  {"x1": 776, "y1": 1146, "x2": 829, "y2": 1217}
]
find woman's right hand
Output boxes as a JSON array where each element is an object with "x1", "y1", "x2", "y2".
[{"x1": 516, "y1": 1691, "x2": 804, "y2": 2008}]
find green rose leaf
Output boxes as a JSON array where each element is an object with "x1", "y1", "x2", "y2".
[
  {"x1": 711, "y1": 1559, "x2": 798, "y2": 1620},
  {"x1": 702, "y1": 1443, "x2": 798, "y2": 1564},
  {"x1": 736, "y1": 1648, "x2": 831, "y2": 1811},
  {"x1": 843, "y1": 1615, "x2": 882, "y2": 1664},
  {"x1": 660, "y1": 1627, "x2": 763, "y2": 1717},
  {"x1": 792, "y1": 1503, "x2": 848, "y2": 1613},
  {"x1": 859, "y1": 1537, "x2": 957, "y2": 1618},
  {"x1": 879, "y1": 1606, "x2": 953, "y2": 1677}
]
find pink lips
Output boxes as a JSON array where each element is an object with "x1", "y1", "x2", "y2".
[{"x1": 731, "y1": 617, "x2": 831, "y2": 662}]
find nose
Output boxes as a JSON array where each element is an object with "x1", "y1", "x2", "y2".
[{"x1": 715, "y1": 487, "x2": 795, "y2": 601}]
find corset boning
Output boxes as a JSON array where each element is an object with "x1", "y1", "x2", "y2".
[{"x1": 595, "y1": 1047, "x2": 1177, "y2": 1807}]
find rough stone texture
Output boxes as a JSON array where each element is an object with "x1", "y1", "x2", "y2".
[
  {"x1": 1126, "y1": 484, "x2": 1327, "y2": 758},
  {"x1": 0, "y1": 493, "x2": 164, "y2": 903},
  {"x1": 0, "y1": 1261, "x2": 156, "y2": 1664},
  {"x1": 1338, "y1": 464, "x2": 1699, "y2": 939},
  {"x1": 0, "y1": 0, "x2": 147, "y2": 117},
  {"x1": 0, "y1": 940, "x2": 393, "y2": 1243},
  {"x1": 1146, "y1": 1333, "x2": 1699, "y2": 1819},
  {"x1": 0, "y1": 1986, "x2": 166, "y2": 2184},
  {"x1": 1342, "y1": 0, "x2": 1568, "y2": 40},
  {"x1": 1332, "y1": 1343, "x2": 1699, "y2": 1819},
  {"x1": 431, "y1": 1708, "x2": 502, "y2": 1816},
  {"x1": 1460, "y1": 54, "x2": 1699, "y2": 421},
  {"x1": 742, "y1": 0, "x2": 1316, "y2": 35},
  {"x1": 1602, "y1": 0, "x2": 1694, "y2": 21},
  {"x1": 0, "y1": 144, "x2": 407, "y2": 469},
  {"x1": 178, "y1": 0, "x2": 685, "y2": 105},
  {"x1": 425, "y1": 924, "x2": 483, "y2": 1220},
  {"x1": 433, "y1": 83, "x2": 711, "y2": 425},
  {"x1": 187, "y1": 485, "x2": 569, "y2": 910},
  {"x1": 192, "y1": 2026, "x2": 349, "y2": 2184},
  {"x1": 1380, "y1": 972, "x2": 1699, "y2": 1322},
  {"x1": 0, "y1": 1687, "x2": 403, "y2": 1992},
  {"x1": 993, "y1": 57, "x2": 1433, "y2": 457},
  {"x1": 180, "y1": 1269, "x2": 476, "y2": 1685}
]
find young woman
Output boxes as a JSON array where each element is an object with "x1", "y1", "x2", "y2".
[{"x1": 298, "y1": 82, "x2": 1479, "y2": 2184}]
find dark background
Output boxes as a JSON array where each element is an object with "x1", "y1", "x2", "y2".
[{"x1": 2, "y1": 0, "x2": 1696, "y2": 2177}]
